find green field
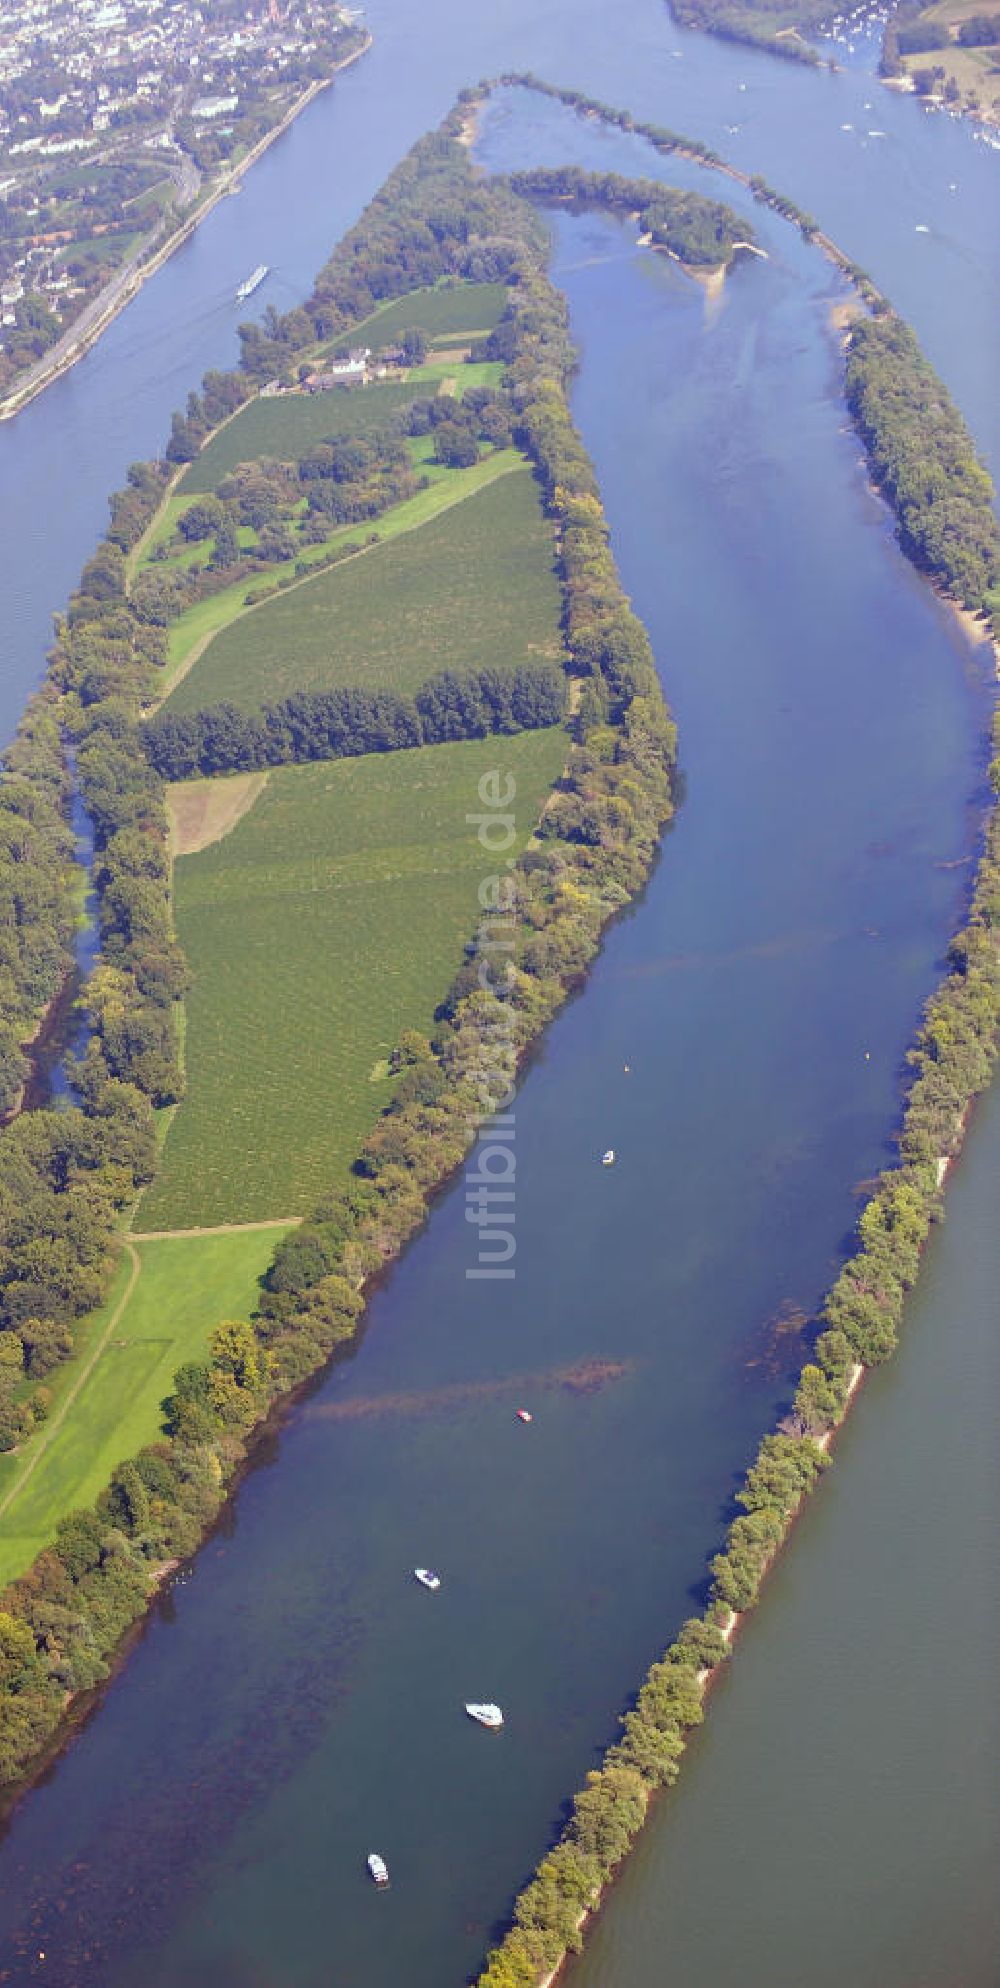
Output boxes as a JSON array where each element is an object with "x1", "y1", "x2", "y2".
[
  {"x1": 179, "y1": 381, "x2": 424, "y2": 495},
  {"x1": 0, "y1": 1227, "x2": 286, "y2": 1586},
  {"x1": 139, "y1": 730, "x2": 566, "y2": 1230},
  {"x1": 158, "y1": 445, "x2": 522, "y2": 691},
  {"x1": 323, "y1": 279, "x2": 509, "y2": 355},
  {"x1": 164, "y1": 467, "x2": 563, "y2": 714}
]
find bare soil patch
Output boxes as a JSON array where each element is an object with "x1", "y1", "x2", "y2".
[{"x1": 169, "y1": 772, "x2": 269, "y2": 856}]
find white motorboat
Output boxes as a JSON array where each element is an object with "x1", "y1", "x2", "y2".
[
  {"x1": 413, "y1": 1567, "x2": 441, "y2": 1591},
  {"x1": 465, "y1": 1702, "x2": 504, "y2": 1730},
  {"x1": 367, "y1": 1852, "x2": 389, "y2": 1886},
  {"x1": 601, "y1": 1149, "x2": 615, "y2": 1167}
]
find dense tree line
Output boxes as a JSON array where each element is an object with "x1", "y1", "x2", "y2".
[
  {"x1": 142, "y1": 665, "x2": 565, "y2": 780},
  {"x1": 0, "y1": 1093, "x2": 157, "y2": 1452},
  {"x1": 49, "y1": 554, "x2": 186, "y2": 1109},
  {"x1": 504, "y1": 166, "x2": 752, "y2": 268},
  {"x1": 0, "y1": 479, "x2": 190, "y2": 1747},
  {"x1": 0, "y1": 113, "x2": 678, "y2": 1794},
  {"x1": 0, "y1": 463, "x2": 181, "y2": 1457},
  {"x1": 492, "y1": 77, "x2": 843, "y2": 258},
  {"x1": 232, "y1": 128, "x2": 548, "y2": 386},
  {"x1": 165, "y1": 366, "x2": 259, "y2": 465},
  {"x1": 106, "y1": 458, "x2": 173, "y2": 555},
  {"x1": 0, "y1": 698, "x2": 77, "y2": 1117},
  {"x1": 2, "y1": 87, "x2": 996, "y2": 1863},
  {"x1": 846, "y1": 315, "x2": 1000, "y2": 609},
  {"x1": 486, "y1": 73, "x2": 725, "y2": 165},
  {"x1": 957, "y1": 13, "x2": 1000, "y2": 43},
  {"x1": 896, "y1": 17, "x2": 950, "y2": 51},
  {"x1": 664, "y1": 0, "x2": 823, "y2": 62},
  {"x1": 136, "y1": 434, "x2": 421, "y2": 629}
]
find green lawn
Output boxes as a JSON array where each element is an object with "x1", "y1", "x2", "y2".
[
  {"x1": 0, "y1": 1227, "x2": 286, "y2": 1587},
  {"x1": 179, "y1": 381, "x2": 425, "y2": 495},
  {"x1": 164, "y1": 467, "x2": 563, "y2": 714},
  {"x1": 321, "y1": 279, "x2": 509, "y2": 356},
  {"x1": 139, "y1": 729, "x2": 566, "y2": 1231}
]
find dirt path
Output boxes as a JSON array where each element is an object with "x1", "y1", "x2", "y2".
[
  {"x1": 0, "y1": 1240, "x2": 142, "y2": 1525},
  {"x1": 130, "y1": 1218, "x2": 299, "y2": 1241}
]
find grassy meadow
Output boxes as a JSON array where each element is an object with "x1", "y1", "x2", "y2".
[
  {"x1": 139, "y1": 729, "x2": 566, "y2": 1231},
  {"x1": 0, "y1": 1227, "x2": 286, "y2": 1587},
  {"x1": 322, "y1": 278, "x2": 508, "y2": 355},
  {"x1": 163, "y1": 466, "x2": 563, "y2": 714}
]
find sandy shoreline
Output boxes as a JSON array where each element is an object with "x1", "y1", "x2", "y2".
[
  {"x1": 0, "y1": 34, "x2": 372, "y2": 425},
  {"x1": 454, "y1": 103, "x2": 481, "y2": 147},
  {"x1": 938, "y1": 589, "x2": 1000, "y2": 673}
]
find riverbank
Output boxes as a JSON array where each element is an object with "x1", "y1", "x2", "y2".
[
  {"x1": 534, "y1": 1353, "x2": 865, "y2": 1988},
  {"x1": 0, "y1": 61, "x2": 993, "y2": 1856},
  {"x1": 467, "y1": 86, "x2": 1000, "y2": 1988},
  {"x1": 477, "y1": 955, "x2": 1000, "y2": 1988},
  {"x1": 0, "y1": 35, "x2": 372, "y2": 427},
  {"x1": 492, "y1": 82, "x2": 1000, "y2": 651},
  {"x1": 0, "y1": 121, "x2": 681, "y2": 1798}
]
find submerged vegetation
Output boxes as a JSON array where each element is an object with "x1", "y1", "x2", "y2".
[
  {"x1": 0, "y1": 111, "x2": 681, "y2": 1790},
  {"x1": 0, "y1": 79, "x2": 996, "y2": 1981}
]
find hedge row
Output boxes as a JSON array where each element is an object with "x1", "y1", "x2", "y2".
[
  {"x1": 0, "y1": 122, "x2": 677, "y2": 1793},
  {"x1": 142, "y1": 664, "x2": 566, "y2": 781}
]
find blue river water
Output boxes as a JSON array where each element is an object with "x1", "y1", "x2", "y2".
[{"x1": 0, "y1": 4, "x2": 996, "y2": 1984}]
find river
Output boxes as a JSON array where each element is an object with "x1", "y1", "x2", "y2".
[{"x1": 0, "y1": 5, "x2": 997, "y2": 1985}]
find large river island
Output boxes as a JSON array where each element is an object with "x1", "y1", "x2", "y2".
[{"x1": 0, "y1": 3, "x2": 997, "y2": 1984}]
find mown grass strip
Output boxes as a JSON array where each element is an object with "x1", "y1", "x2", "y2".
[{"x1": 0, "y1": 1227, "x2": 286, "y2": 1586}]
